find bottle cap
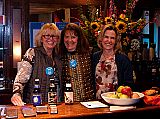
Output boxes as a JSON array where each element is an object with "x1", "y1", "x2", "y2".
[{"x1": 35, "y1": 79, "x2": 39, "y2": 82}]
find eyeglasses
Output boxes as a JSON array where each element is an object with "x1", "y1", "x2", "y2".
[{"x1": 42, "y1": 35, "x2": 59, "y2": 39}]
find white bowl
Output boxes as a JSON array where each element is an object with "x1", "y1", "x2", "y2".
[{"x1": 101, "y1": 92, "x2": 144, "y2": 105}]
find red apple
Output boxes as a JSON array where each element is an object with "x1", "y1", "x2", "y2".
[
  {"x1": 121, "y1": 86, "x2": 133, "y2": 97},
  {"x1": 121, "y1": 88, "x2": 128, "y2": 94},
  {"x1": 126, "y1": 87, "x2": 133, "y2": 97},
  {"x1": 125, "y1": 86, "x2": 132, "y2": 93},
  {"x1": 117, "y1": 86, "x2": 125, "y2": 93}
]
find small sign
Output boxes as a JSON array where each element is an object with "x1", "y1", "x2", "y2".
[
  {"x1": 55, "y1": 22, "x2": 68, "y2": 30},
  {"x1": 55, "y1": 22, "x2": 80, "y2": 30}
]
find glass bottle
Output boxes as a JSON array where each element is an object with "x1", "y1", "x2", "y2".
[
  {"x1": 32, "y1": 78, "x2": 42, "y2": 106},
  {"x1": 149, "y1": 43, "x2": 156, "y2": 61},
  {"x1": 48, "y1": 78, "x2": 57, "y2": 105},
  {"x1": 157, "y1": 58, "x2": 160, "y2": 84},
  {"x1": 142, "y1": 43, "x2": 148, "y2": 61},
  {"x1": 64, "y1": 81, "x2": 73, "y2": 104},
  {"x1": 149, "y1": 58, "x2": 159, "y2": 87},
  {"x1": 158, "y1": 58, "x2": 160, "y2": 81}
]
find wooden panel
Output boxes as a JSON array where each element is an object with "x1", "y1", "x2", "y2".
[
  {"x1": 30, "y1": 0, "x2": 103, "y2": 4},
  {"x1": 29, "y1": 0, "x2": 160, "y2": 15},
  {"x1": 29, "y1": 0, "x2": 104, "y2": 14},
  {"x1": 0, "y1": 89, "x2": 12, "y2": 104}
]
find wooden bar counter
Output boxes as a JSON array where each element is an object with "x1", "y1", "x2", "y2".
[{"x1": 1, "y1": 100, "x2": 160, "y2": 119}]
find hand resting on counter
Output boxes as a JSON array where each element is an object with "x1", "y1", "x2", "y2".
[{"x1": 11, "y1": 94, "x2": 25, "y2": 106}]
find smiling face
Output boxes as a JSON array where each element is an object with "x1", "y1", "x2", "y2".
[
  {"x1": 101, "y1": 30, "x2": 116, "y2": 51},
  {"x1": 64, "y1": 30, "x2": 78, "y2": 52},
  {"x1": 42, "y1": 29, "x2": 59, "y2": 50}
]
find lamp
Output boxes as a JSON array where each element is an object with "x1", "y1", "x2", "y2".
[
  {"x1": 13, "y1": 41, "x2": 21, "y2": 68},
  {"x1": 13, "y1": 9, "x2": 22, "y2": 68}
]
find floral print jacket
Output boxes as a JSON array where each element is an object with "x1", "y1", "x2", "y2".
[{"x1": 92, "y1": 51, "x2": 134, "y2": 99}]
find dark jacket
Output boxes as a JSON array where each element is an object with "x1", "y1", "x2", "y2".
[
  {"x1": 92, "y1": 51, "x2": 135, "y2": 90},
  {"x1": 23, "y1": 47, "x2": 62, "y2": 103}
]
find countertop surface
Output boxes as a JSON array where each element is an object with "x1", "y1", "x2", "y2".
[{"x1": 1, "y1": 100, "x2": 160, "y2": 119}]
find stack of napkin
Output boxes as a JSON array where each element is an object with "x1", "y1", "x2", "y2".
[{"x1": 109, "y1": 106, "x2": 136, "y2": 111}]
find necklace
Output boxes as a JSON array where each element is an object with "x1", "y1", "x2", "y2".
[{"x1": 101, "y1": 53, "x2": 115, "y2": 61}]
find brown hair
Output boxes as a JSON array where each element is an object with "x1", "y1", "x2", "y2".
[
  {"x1": 59, "y1": 23, "x2": 90, "y2": 55},
  {"x1": 97, "y1": 24, "x2": 122, "y2": 53}
]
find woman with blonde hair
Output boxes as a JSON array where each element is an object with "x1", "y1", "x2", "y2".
[
  {"x1": 11, "y1": 23, "x2": 62, "y2": 106},
  {"x1": 92, "y1": 24, "x2": 134, "y2": 99}
]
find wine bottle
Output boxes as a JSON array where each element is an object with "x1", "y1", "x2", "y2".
[
  {"x1": 48, "y1": 78, "x2": 57, "y2": 105},
  {"x1": 149, "y1": 43, "x2": 156, "y2": 61},
  {"x1": 32, "y1": 78, "x2": 42, "y2": 106},
  {"x1": 64, "y1": 82, "x2": 73, "y2": 104},
  {"x1": 147, "y1": 58, "x2": 159, "y2": 87}
]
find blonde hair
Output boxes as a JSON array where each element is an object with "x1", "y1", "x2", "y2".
[
  {"x1": 34, "y1": 23, "x2": 60, "y2": 47},
  {"x1": 97, "y1": 24, "x2": 122, "y2": 53}
]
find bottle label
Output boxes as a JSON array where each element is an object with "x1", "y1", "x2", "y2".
[
  {"x1": 65, "y1": 92, "x2": 73, "y2": 104},
  {"x1": 66, "y1": 83, "x2": 71, "y2": 87},
  {"x1": 48, "y1": 92, "x2": 57, "y2": 105},
  {"x1": 34, "y1": 84, "x2": 40, "y2": 89},
  {"x1": 32, "y1": 95, "x2": 41, "y2": 106},
  {"x1": 152, "y1": 68, "x2": 156, "y2": 73},
  {"x1": 152, "y1": 68, "x2": 156, "y2": 76}
]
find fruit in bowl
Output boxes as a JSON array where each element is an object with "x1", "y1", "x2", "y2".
[
  {"x1": 132, "y1": 92, "x2": 140, "y2": 98},
  {"x1": 101, "y1": 85, "x2": 144, "y2": 105},
  {"x1": 101, "y1": 92, "x2": 144, "y2": 105},
  {"x1": 117, "y1": 86, "x2": 133, "y2": 98}
]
